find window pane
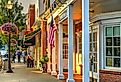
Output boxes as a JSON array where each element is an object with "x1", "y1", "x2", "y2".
[
  {"x1": 106, "y1": 57, "x2": 112, "y2": 66},
  {"x1": 90, "y1": 43, "x2": 92, "y2": 51},
  {"x1": 114, "y1": 47, "x2": 120, "y2": 56},
  {"x1": 94, "y1": 53, "x2": 97, "y2": 62},
  {"x1": 113, "y1": 37, "x2": 120, "y2": 46},
  {"x1": 106, "y1": 27, "x2": 112, "y2": 36},
  {"x1": 94, "y1": 63, "x2": 97, "y2": 72},
  {"x1": 93, "y1": 32, "x2": 97, "y2": 41},
  {"x1": 114, "y1": 58, "x2": 120, "y2": 67},
  {"x1": 90, "y1": 33, "x2": 92, "y2": 42},
  {"x1": 106, "y1": 37, "x2": 112, "y2": 46},
  {"x1": 106, "y1": 47, "x2": 112, "y2": 56},
  {"x1": 113, "y1": 26, "x2": 120, "y2": 36}
]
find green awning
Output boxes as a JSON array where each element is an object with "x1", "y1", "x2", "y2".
[{"x1": 25, "y1": 28, "x2": 41, "y2": 41}]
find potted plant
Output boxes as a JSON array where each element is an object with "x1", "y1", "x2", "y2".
[{"x1": 40, "y1": 55, "x2": 49, "y2": 73}]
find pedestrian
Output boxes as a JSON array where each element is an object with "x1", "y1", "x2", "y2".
[
  {"x1": 12, "y1": 53, "x2": 16, "y2": 63},
  {"x1": 29, "y1": 55, "x2": 34, "y2": 68},
  {"x1": 27, "y1": 54, "x2": 31, "y2": 67},
  {"x1": 17, "y1": 51, "x2": 21, "y2": 63},
  {"x1": 22, "y1": 50, "x2": 26, "y2": 64}
]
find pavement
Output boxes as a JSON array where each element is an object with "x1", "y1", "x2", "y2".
[
  {"x1": 0, "y1": 63, "x2": 82, "y2": 82},
  {"x1": 0, "y1": 63, "x2": 62, "y2": 82}
]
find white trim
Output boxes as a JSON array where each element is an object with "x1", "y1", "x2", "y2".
[
  {"x1": 90, "y1": 11, "x2": 121, "y2": 23},
  {"x1": 97, "y1": 24, "x2": 100, "y2": 82},
  {"x1": 103, "y1": 23, "x2": 121, "y2": 69}
]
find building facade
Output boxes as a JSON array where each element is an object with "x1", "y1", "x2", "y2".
[{"x1": 25, "y1": 0, "x2": 121, "y2": 82}]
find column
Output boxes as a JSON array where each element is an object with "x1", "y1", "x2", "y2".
[
  {"x1": 51, "y1": 31, "x2": 57, "y2": 75},
  {"x1": 82, "y1": 0, "x2": 90, "y2": 82},
  {"x1": 41, "y1": 20, "x2": 47, "y2": 56},
  {"x1": 36, "y1": 34, "x2": 40, "y2": 69},
  {"x1": 57, "y1": 23, "x2": 64, "y2": 79},
  {"x1": 47, "y1": 24, "x2": 51, "y2": 73},
  {"x1": 66, "y1": 4, "x2": 75, "y2": 82},
  {"x1": 73, "y1": 22, "x2": 76, "y2": 73},
  {"x1": 37, "y1": 46, "x2": 40, "y2": 69}
]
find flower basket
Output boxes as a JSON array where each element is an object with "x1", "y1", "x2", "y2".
[{"x1": 39, "y1": 55, "x2": 49, "y2": 73}]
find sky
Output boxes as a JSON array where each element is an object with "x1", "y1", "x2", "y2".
[{"x1": 18, "y1": 0, "x2": 36, "y2": 13}]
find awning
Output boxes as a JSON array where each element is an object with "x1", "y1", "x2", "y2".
[
  {"x1": 23, "y1": 36, "x2": 35, "y2": 48},
  {"x1": 25, "y1": 28, "x2": 41, "y2": 41},
  {"x1": 23, "y1": 19, "x2": 41, "y2": 48},
  {"x1": 23, "y1": 28, "x2": 41, "y2": 48}
]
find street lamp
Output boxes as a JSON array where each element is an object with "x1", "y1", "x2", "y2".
[{"x1": 6, "y1": 0, "x2": 13, "y2": 73}]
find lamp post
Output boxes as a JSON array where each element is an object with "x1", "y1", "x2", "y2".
[{"x1": 6, "y1": 0, "x2": 13, "y2": 73}]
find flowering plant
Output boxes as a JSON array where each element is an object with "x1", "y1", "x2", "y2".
[{"x1": 40, "y1": 55, "x2": 49, "y2": 64}]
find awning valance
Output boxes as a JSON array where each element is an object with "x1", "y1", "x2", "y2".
[{"x1": 25, "y1": 28, "x2": 41, "y2": 41}]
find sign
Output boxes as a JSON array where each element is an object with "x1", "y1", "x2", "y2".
[{"x1": 60, "y1": 10, "x2": 67, "y2": 21}]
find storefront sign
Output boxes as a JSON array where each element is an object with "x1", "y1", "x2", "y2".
[{"x1": 60, "y1": 10, "x2": 67, "y2": 21}]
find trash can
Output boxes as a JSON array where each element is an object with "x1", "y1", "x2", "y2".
[{"x1": 3, "y1": 58, "x2": 8, "y2": 70}]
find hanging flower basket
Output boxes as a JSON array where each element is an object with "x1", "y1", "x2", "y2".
[{"x1": 40, "y1": 55, "x2": 49, "y2": 64}]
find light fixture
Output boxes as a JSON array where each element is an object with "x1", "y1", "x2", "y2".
[{"x1": 7, "y1": 0, "x2": 13, "y2": 9}]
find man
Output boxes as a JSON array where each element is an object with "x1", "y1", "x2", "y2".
[
  {"x1": 17, "y1": 51, "x2": 21, "y2": 63},
  {"x1": 22, "y1": 50, "x2": 26, "y2": 64}
]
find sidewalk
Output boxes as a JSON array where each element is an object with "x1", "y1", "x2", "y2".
[{"x1": 0, "y1": 63, "x2": 62, "y2": 82}]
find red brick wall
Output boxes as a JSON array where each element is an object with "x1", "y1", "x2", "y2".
[
  {"x1": 27, "y1": 4, "x2": 35, "y2": 31},
  {"x1": 100, "y1": 70, "x2": 121, "y2": 82}
]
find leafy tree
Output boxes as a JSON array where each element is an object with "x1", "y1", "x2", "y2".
[{"x1": 0, "y1": 0, "x2": 26, "y2": 50}]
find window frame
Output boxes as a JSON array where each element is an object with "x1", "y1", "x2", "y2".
[{"x1": 104, "y1": 23, "x2": 121, "y2": 69}]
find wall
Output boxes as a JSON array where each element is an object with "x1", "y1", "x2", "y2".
[{"x1": 100, "y1": 70, "x2": 121, "y2": 82}]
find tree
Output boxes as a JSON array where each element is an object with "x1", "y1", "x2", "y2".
[{"x1": 0, "y1": 0, "x2": 26, "y2": 49}]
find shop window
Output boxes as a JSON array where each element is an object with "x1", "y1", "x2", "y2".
[{"x1": 105, "y1": 25, "x2": 121, "y2": 67}]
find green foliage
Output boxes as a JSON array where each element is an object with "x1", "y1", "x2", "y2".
[
  {"x1": 40, "y1": 55, "x2": 49, "y2": 64},
  {"x1": 0, "y1": 0, "x2": 26, "y2": 47}
]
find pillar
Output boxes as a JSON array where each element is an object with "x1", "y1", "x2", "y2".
[
  {"x1": 82, "y1": 0, "x2": 90, "y2": 81},
  {"x1": 41, "y1": 20, "x2": 47, "y2": 56},
  {"x1": 47, "y1": 24, "x2": 51, "y2": 73},
  {"x1": 57, "y1": 23, "x2": 64, "y2": 79},
  {"x1": 66, "y1": 4, "x2": 75, "y2": 82},
  {"x1": 51, "y1": 31, "x2": 57, "y2": 75}
]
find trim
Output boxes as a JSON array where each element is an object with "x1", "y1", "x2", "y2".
[{"x1": 90, "y1": 11, "x2": 121, "y2": 23}]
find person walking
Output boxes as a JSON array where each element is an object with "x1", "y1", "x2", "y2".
[
  {"x1": 12, "y1": 53, "x2": 16, "y2": 63},
  {"x1": 27, "y1": 54, "x2": 31, "y2": 67},
  {"x1": 29, "y1": 55, "x2": 34, "y2": 68},
  {"x1": 22, "y1": 50, "x2": 26, "y2": 64},
  {"x1": 17, "y1": 51, "x2": 21, "y2": 63}
]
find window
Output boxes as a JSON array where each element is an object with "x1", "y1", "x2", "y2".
[
  {"x1": 77, "y1": 32, "x2": 82, "y2": 63},
  {"x1": 90, "y1": 27, "x2": 98, "y2": 73},
  {"x1": 63, "y1": 38, "x2": 68, "y2": 59},
  {"x1": 105, "y1": 24, "x2": 121, "y2": 67}
]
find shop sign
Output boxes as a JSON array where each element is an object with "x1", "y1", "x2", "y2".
[{"x1": 60, "y1": 10, "x2": 67, "y2": 21}]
